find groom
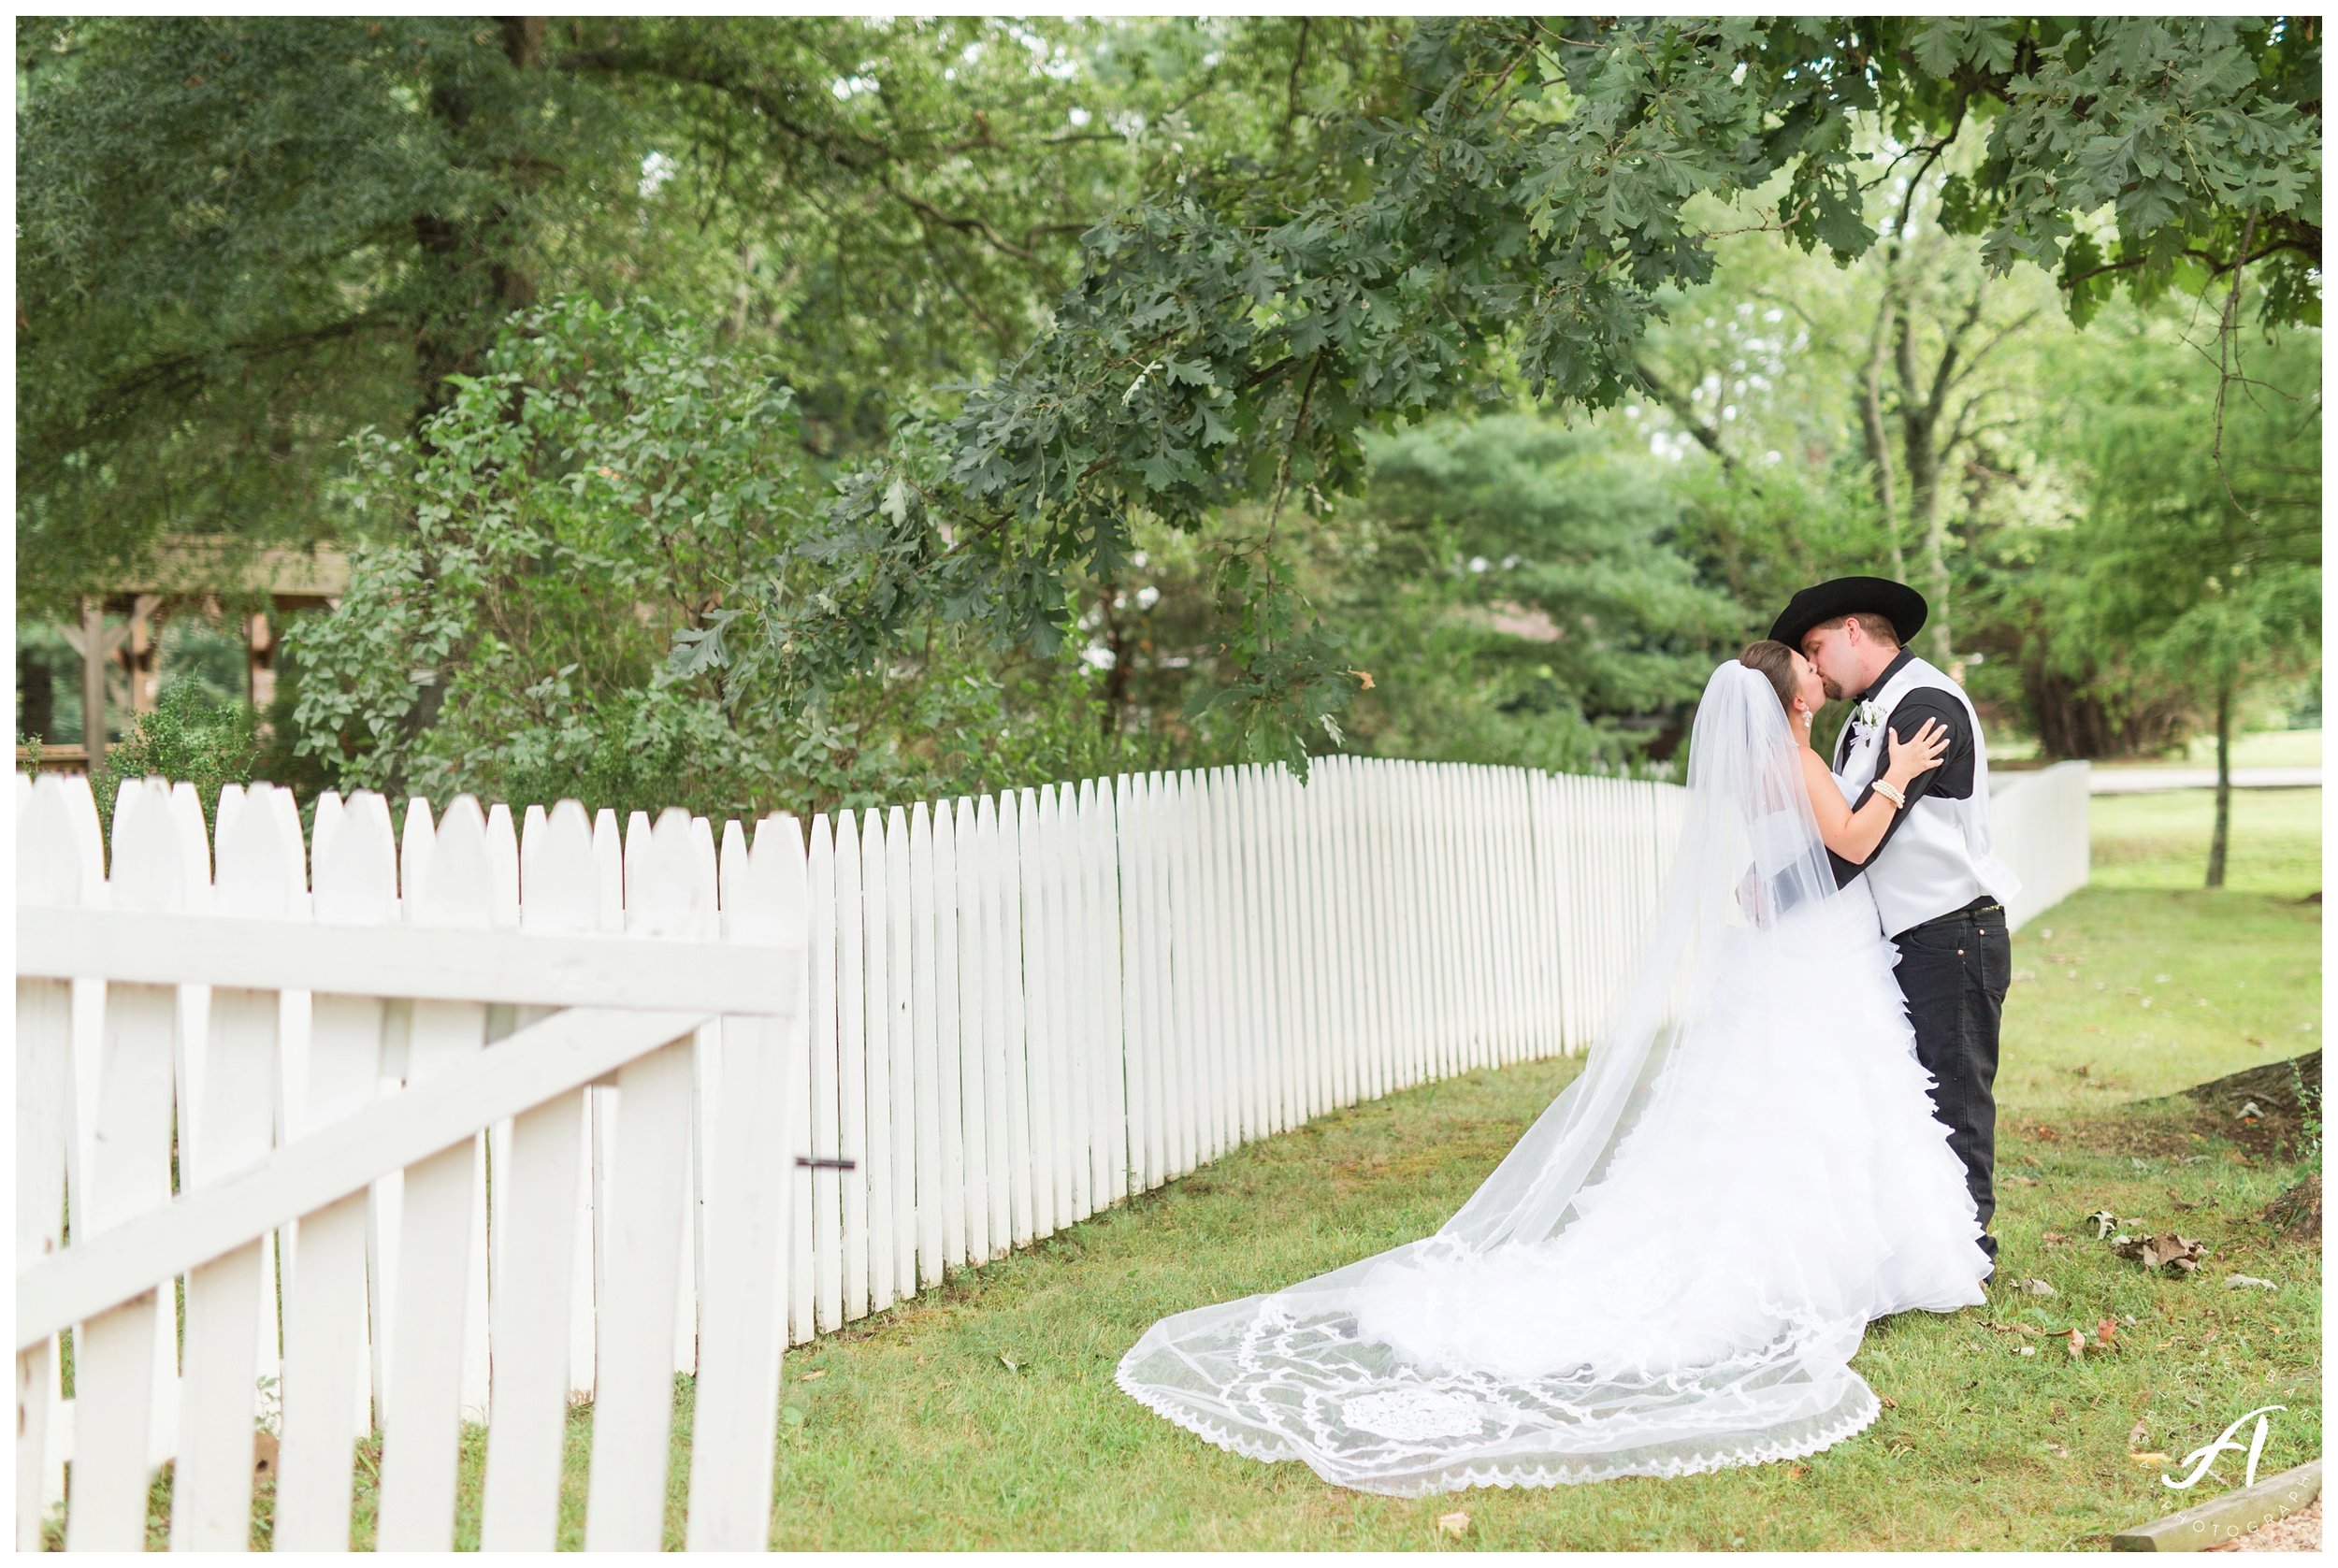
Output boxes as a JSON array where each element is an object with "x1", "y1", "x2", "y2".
[{"x1": 1769, "y1": 577, "x2": 2021, "y2": 1278}]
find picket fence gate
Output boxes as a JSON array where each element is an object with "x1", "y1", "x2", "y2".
[
  {"x1": 17, "y1": 773, "x2": 807, "y2": 1550},
  {"x1": 16, "y1": 755, "x2": 1690, "y2": 1548}
]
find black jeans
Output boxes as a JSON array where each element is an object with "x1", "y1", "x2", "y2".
[{"x1": 1892, "y1": 899, "x2": 2013, "y2": 1261}]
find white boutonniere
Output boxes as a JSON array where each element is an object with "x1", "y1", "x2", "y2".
[{"x1": 1849, "y1": 698, "x2": 1887, "y2": 747}]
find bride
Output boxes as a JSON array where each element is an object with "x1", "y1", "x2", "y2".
[{"x1": 1116, "y1": 647, "x2": 1993, "y2": 1494}]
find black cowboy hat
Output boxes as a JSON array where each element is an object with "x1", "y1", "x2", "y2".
[{"x1": 1768, "y1": 576, "x2": 1928, "y2": 651}]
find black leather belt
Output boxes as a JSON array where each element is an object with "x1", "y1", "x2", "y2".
[{"x1": 1895, "y1": 896, "x2": 2002, "y2": 940}]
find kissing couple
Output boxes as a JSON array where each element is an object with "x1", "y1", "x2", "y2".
[{"x1": 1118, "y1": 575, "x2": 2022, "y2": 1493}]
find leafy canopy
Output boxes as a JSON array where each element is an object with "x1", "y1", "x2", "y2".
[{"x1": 739, "y1": 16, "x2": 2321, "y2": 769}]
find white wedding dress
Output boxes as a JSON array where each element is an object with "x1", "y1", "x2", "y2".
[{"x1": 1116, "y1": 661, "x2": 1989, "y2": 1495}]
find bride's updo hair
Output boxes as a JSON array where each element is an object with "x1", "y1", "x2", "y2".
[{"x1": 1739, "y1": 640, "x2": 1797, "y2": 712}]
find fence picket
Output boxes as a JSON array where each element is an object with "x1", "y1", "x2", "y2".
[
  {"x1": 1000, "y1": 793, "x2": 1036, "y2": 1246},
  {"x1": 1017, "y1": 788, "x2": 1056, "y2": 1237},
  {"x1": 935, "y1": 800, "x2": 969, "y2": 1270},
  {"x1": 477, "y1": 799, "x2": 596, "y2": 1549},
  {"x1": 65, "y1": 782, "x2": 187, "y2": 1550},
  {"x1": 1279, "y1": 765, "x2": 1310, "y2": 1125},
  {"x1": 950, "y1": 798, "x2": 989, "y2": 1266},
  {"x1": 976, "y1": 795, "x2": 1015, "y2": 1257},
  {"x1": 910, "y1": 802, "x2": 945, "y2": 1287},
  {"x1": 1183, "y1": 771, "x2": 1216, "y2": 1167},
  {"x1": 886, "y1": 804, "x2": 918, "y2": 1299},
  {"x1": 171, "y1": 787, "x2": 297, "y2": 1549},
  {"x1": 1360, "y1": 761, "x2": 1395, "y2": 1097},
  {"x1": 583, "y1": 811, "x2": 704, "y2": 1550},
  {"x1": 1089, "y1": 780, "x2": 1128, "y2": 1205},
  {"x1": 376, "y1": 797, "x2": 496, "y2": 1550},
  {"x1": 835, "y1": 812, "x2": 872, "y2": 1321},
  {"x1": 16, "y1": 779, "x2": 94, "y2": 1549},
  {"x1": 807, "y1": 814, "x2": 845, "y2": 1333},
  {"x1": 763, "y1": 832, "x2": 816, "y2": 1350},
  {"x1": 1198, "y1": 770, "x2": 1237, "y2": 1151},
  {"x1": 861, "y1": 808, "x2": 896, "y2": 1314},
  {"x1": 686, "y1": 813, "x2": 806, "y2": 1548},
  {"x1": 1119, "y1": 774, "x2": 1160, "y2": 1190},
  {"x1": 273, "y1": 790, "x2": 395, "y2": 1549},
  {"x1": 1057, "y1": 783, "x2": 1090, "y2": 1224},
  {"x1": 585, "y1": 807, "x2": 624, "y2": 1395}
]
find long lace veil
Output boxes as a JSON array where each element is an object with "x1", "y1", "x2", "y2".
[{"x1": 1116, "y1": 662, "x2": 1883, "y2": 1493}]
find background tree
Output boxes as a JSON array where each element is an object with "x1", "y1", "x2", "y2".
[
  {"x1": 15, "y1": 14, "x2": 1337, "y2": 605},
  {"x1": 2019, "y1": 304, "x2": 2320, "y2": 885},
  {"x1": 282, "y1": 297, "x2": 1132, "y2": 818},
  {"x1": 742, "y1": 16, "x2": 2319, "y2": 768},
  {"x1": 20, "y1": 16, "x2": 2321, "y2": 794}
]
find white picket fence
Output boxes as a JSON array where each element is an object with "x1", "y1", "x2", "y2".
[
  {"x1": 1991, "y1": 760, "x2": 2092, "y2": 931},
  {"x1": 18, "y1": 748, "x2": 2091, "y2": 1549},
  {"x1": 18, "y1": 773, "x2": 807, "y2": 1550},
  {"x1": 16, "y1": 755, "x2": 1686, "y2": 1547}
]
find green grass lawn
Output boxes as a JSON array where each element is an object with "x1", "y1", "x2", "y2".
[
  {"x1": 94, "y1": 784, "x2": 2323, "y2": 1550},
  {"x1": 2165, "y1": 728, "x2": 2322, "y2": 770},
  {"x1": 1994, "y1": 727, "x2": 2321, "y2": 770}
]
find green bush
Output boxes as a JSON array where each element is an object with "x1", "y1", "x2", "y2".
[
  {"x1": 284, "y1": 295, "x2": 1128, "y2": 822},
  {"x1": 91, "y1": 679, "x2": 262, "y2": 839}
]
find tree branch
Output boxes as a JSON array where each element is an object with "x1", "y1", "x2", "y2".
[
  {"x1": 1265, "y1": 353, "x2": 1325, "y2": 541},
  {"x1": 1633, "y1": 357, "x2": 1736, "y2": 473}
]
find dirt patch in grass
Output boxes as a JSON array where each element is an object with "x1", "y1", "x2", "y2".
[{"x1": 2042, "y1": 1052, "x2": 2321, "y2": 1166}]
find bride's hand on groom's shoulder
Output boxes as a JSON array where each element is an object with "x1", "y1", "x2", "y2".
[{"x1": 1884, "y1": 717, "x2": 1950, "y2": 785}]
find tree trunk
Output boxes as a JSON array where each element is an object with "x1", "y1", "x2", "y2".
[
  {"x1": 2206, "y1": 681, "x2": 2233, "y2": 888},
  {"x1": 1893, "y1": 313, "x2": 1953, "y2": 663},
  {"x1": 411, "y1": 21, "x2": 545, "y2": 425},
  {"x1": 1098, "y1": 582, "x2": 1133, "y2": 741},
  {"x1": 1859, "y1": 286, "x2": 1906, "y2": 578}
]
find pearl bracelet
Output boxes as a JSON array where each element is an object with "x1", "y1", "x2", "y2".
[{"x1": 1871, "y1": 779, "x2": 1907, "y2": 808}]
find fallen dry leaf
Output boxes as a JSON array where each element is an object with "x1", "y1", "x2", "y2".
[
  {"x1": 2065, "y1": 1328, "x2": 2085, "y2": 1360},
  {"x1": 1786, "y1": 1463, "x2": 1810, "y2": 1479},
  {"x1": 2224, "y1": 1273, "x2": 2277, "y2": 1291},
  {"x1": 797, "y1": 1369, "x2": 826, "y2": 1382},
  {"x1": 1436, "y1": 1511, "x2": 1470, "y2": 1538},
  {"x1": 2042, "y1": 1230, "x2": 2068, "y2": 1245},
  {"x1": 2130, "y1": 1451, "x2": 2171, "y2": 1468},
  {"x1": 2097, "y1": 1317, "x2": 2118, "y2": 1346},
  {"x1": 2129, "y1": 1417, "x2": 2150, "y2": 1448},
  {"x1": 2004, "y1": 1174, "x2": 2042, "y2": 1187},
  {"x1": 2114, "y1": 1232, "x2": 2208, "y2": 1274},
  {"x1": 2014, "y1": 1277, "x2": 2058, "y2": 1297},
  {"x1": 1878, "y1": 1395, "x2": 1898, "y2": 1409},
  {"x1": 2088, "y1": 1209, "x2": 2119, "y2": 1239}
]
